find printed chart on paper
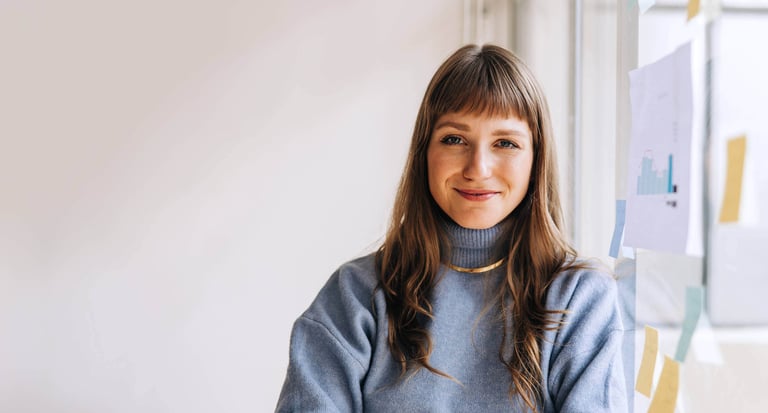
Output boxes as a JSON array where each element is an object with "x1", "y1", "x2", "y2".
[{"x1": 624, "y1": 42, "x2": 694, "y2": 254}]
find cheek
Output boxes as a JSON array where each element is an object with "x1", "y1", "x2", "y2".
[
  {"x1": 426, "y1": 152, "x2": 441, "y2": 197},
  {"x1": 521, "y1": 160, "x2": 534, "y2": 191},
  {"x1": 501, "y1": 157, "x2": 533, "y2": 188},
  {"x1": 427, "y1": 152, "x2": 447, "y2": 183},
  {"x1": 426, "y1": 153, "x2": 459, "y2": 205}
]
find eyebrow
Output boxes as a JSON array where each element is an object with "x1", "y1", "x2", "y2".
[
  {"x1": 434, "y1": 121, "x2": 471, "y2": 131},
  {"x1": 433, "y1": 121, "x2": 530, "y2": 137}
]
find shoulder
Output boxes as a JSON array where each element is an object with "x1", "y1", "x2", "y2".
[
  {"x1": 545, "y1": 258, "x2": 622, "y2": 341},
  {"x1": 279, "y1": 255, "x2": 380, "y2": 411},
  {"x1": 302, "y1": 252, "x2": 380, "y2": 324},
  {"x1": 544, "y1": 258, "x2": 623, "y2": 350},
  {"x1": 546, "y1": 258, "x2": 617, "y2": 311},
  {"x1": 325, "y1": 252, "x2": 379, "y2": 299}
]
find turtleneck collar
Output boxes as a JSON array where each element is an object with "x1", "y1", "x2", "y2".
[{"x1": 442, "y1": 218, "x2": 507, "y2": 269}]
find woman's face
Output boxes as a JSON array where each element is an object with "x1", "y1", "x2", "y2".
[{"x1": 427, "y1": 111, "x2": 534, "y2": 229}]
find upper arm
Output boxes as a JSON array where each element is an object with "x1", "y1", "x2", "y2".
[
  {"x1": 545, "y1": 270, "x2": 629, "y2": 413},
  {"x1": 276, "y1": 316, "x2": 369, "y2": 412}
]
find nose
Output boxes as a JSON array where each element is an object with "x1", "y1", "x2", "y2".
[{"x1": 463, "y1": 147, "x2": 492, "y2": 180}]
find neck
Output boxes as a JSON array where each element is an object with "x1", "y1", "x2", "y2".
[{"x1": 442, "y1": 219, "x2": 507, "y2": 269}]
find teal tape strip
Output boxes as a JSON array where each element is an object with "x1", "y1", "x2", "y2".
[
  {"x1": 675, "y1": 286, "x2": 704, "y2": 362},
  {"x1": 609, "y1": 200, "x2": 627, "y2": 258}
]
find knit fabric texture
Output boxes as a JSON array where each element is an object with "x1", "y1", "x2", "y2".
[{"x1": 276, "y1": 222, "x2": 628, "y2": 412}]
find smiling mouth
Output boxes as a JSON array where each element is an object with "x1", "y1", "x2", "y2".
[{"x1": 455, "y1": 189, "x2": 499, "y2": 201}]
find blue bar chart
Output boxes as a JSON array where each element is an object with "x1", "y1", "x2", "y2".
[{"x1": 636, "y1": 152, "x2": 677, "y2": 195}]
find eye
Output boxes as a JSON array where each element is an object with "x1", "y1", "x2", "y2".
[
  {"x1": 496, "y1": 139, "x2": 520, "y2": 149},
  {"x1": 440, "y1": 135, "x2": 464, "y2": 145}
]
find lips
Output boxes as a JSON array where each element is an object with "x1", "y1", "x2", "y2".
[{"x1": 455, "y1": 188, "x2": 500, "y2": 201}]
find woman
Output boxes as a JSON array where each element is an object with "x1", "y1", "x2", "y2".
[{"x1": 276, "y1": 44, "x2": 627, "y2": 412}]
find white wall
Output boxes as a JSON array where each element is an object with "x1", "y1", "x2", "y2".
[{"x1": 0, "y1": 1, "x2": 464, "y2": 411}]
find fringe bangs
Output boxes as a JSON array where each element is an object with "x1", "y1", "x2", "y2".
[{"x1": 428, "y1": 50, "x2": 535, "y2": 123}]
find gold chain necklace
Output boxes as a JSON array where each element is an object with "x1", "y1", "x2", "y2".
[{"x1": 445, "y1": 257, "x2": 506, "y2": 274}]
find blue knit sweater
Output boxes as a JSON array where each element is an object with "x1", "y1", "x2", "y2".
[{"x1": 276, "y1": 222, "x2": 628, "y2": 412}]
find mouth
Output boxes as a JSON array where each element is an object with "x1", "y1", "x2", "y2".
[{"x1": 455, "y1": 188, "x2": 500, "y2": 201}]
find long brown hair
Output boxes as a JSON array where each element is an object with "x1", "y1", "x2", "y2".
[{"x1": 375, "y1": 44, "x2": 580, "y2": 411}]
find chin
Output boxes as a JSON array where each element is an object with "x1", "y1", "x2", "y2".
[{"x1": 453, "y1": 217, "x2": 502, "y2": 230}]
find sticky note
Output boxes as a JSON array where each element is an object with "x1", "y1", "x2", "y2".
[
  {"x1": 648, "y1": 356, "x2": 680, "y2": 413},
  {"x1": 635, "y1": 325, "x2": 659, "y2": 397},
  {"x1": 609, "y1": 200, "x2": 627, "y2": 258},
  {"x1": 719, "y1": 135, "x2": 747, "y2": 223},
  {"x1": 687, "y1": 0, "x2": 701, "y2": 20},
  {"x1": 675, "y1": 286, "x2": 704, "y2": 362},
  {"x1": 639, "y1": 0, "x2": 655, "y2": 13}
]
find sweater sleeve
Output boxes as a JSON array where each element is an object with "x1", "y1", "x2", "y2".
[
  {"x1": 543, "y1": 268, "x2": 629, "y2": 413},
  {"x1": 275, "y1": 258, "x2": 378, "y2": 413}
]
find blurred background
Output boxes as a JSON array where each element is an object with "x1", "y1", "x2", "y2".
[{"x1": 1, "y1": 0, "x2": 766, "y2": 411}]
